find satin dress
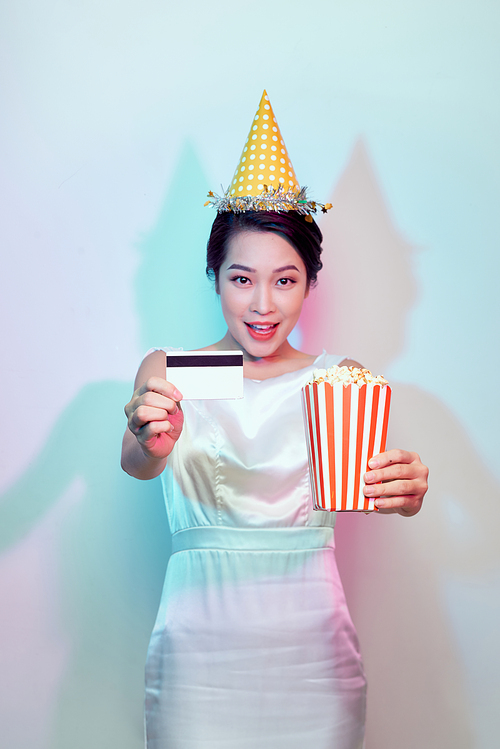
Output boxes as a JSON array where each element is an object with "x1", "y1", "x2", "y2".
[{"x1": 145, "y1": 351, "x2": 366, "y2": 749}]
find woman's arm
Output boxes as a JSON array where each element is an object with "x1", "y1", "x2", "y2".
[
  {"x1": 339, "y1": 358, "x2": 429, "y2": 516},
  {"x1": 121, "y1": 350, "x2": 184, "y2": 480}
]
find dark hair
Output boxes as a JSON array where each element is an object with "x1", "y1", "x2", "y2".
[{"x1": 206, "y1": 211, "x2": 323, "y2": 287}]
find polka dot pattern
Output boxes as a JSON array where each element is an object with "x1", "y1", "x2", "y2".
[{"x1": 229, "y1": 91, "x2": 300, "y2": 198}]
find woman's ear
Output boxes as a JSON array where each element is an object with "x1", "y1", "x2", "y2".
[{"x1": 215, "y1": 276, "x2": 220, "y2": 295}]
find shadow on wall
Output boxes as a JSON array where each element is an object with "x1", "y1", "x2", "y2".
[
  {"x1": 0, "y1": 382, "x2": 168, "y2": 749},
  {"x1": 2, "y1": 137, "x2": 498, "y2": 749},
  {"x1": 0, "y1": 142, "x2": 224, "y2": 749},
  {"x1": 134, "y1": 142, "x2": 226, "y2": 352},
  {"x1": 302, "y1": 139, "x2": 500, "y2": 749}
]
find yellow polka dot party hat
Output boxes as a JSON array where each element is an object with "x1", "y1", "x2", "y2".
[{"x1": 206, "y1": 90, "x2": 331, "y2": 217}]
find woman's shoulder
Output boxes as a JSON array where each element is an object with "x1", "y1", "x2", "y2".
[
  {"x1": 131, "y1": 348, "x2": 168, "y2": 390},
  {"x1": 144, "y1": 346, "x2": 183, "y2": 356},
  {"x1": 319, "y1": 352, "x2": 354, "y2": 368},
  {"x1": 139, "y1": 347, "x2": 183, "y2": 369}
]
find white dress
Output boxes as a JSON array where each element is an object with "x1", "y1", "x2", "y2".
[{"x1": 145, "y1": 351, "x2": 366, "y2": 749}]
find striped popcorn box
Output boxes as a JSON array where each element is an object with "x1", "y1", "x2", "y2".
[{"x1": 301, "y1": 380, "x2": 391, "y2": 511}]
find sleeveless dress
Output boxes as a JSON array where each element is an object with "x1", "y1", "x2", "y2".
[{"x1": 145, "y1": 351, "x2": 366, "y2": 749}]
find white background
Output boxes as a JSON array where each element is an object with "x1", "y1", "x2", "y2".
[{"x1": 1, "y1": 1, "x2": 499, "y2": 747}]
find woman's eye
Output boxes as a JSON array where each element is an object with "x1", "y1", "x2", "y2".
[
  {"x1": 232, "y1": 275, "x2": 251, "y2": 285},
  {"x1": 277, "y1": 277, "x2": 296, "y2": 286}
]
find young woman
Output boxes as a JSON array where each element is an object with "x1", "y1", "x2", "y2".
[{"x1": 122, "y1": 210, "x2": 428, "y2": 749}]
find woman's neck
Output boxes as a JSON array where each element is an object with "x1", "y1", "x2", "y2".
[{"x1": 197, "y1": 332, "x2": 318, "y2": 380}]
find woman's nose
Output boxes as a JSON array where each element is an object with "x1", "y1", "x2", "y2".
[{"x1": 250, "y1": 285, "x2": 275, "y2": 315}]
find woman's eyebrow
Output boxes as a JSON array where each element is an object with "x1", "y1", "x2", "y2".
[
  {"x1": 273, "y1": 265, "x2": 300, "y2": 273},
  {"x1": 226, "y1": 263, "x2": 300, "y2": 273},
  {"x1": 227, "y1": 263, "x2": 256, "y2": 272}
]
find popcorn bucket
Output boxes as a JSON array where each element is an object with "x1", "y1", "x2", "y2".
[{"x1": 301, "y1": 382, "x2": 391, "y2": 511}]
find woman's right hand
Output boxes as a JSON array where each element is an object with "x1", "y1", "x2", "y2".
[
  {"x1": 121, "y1": 350, "x2": 184, "y2": 479},
  {"x1": 125, "y1": 376, "x2": 184, "y2": 460}
]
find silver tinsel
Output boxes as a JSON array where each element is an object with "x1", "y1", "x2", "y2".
[{"x1": 205, "y1": 185, "x2": 332, "y2": 217}]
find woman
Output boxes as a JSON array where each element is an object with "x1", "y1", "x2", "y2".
[{"x1": 122, "y1": 207, "x2": 428, "y2": 748}]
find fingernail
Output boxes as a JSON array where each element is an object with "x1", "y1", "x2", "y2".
[
  {"x1": 364, "y1": 486, "x2": 375, "y2": 496},
  {"x1": 375, "y1": 499, "x2": 385, "y2": 508},
  {"x1": 173, "y1": 388, "x2": 183, "y2": 400},
  {"x1": 368, "y1": 458, "x2": 379, "y2": 469},
  {"x1": 364, "y1": 472, "x2": 373, "y2": 483}
]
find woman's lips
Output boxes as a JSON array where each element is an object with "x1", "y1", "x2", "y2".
[{"x1": 244, "y1": 322, "x2": 279, "y2": 341}]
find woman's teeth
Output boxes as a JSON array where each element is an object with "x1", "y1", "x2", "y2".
[{"x1": 247, "y1": 323, "x2": 277, "y2": 331}]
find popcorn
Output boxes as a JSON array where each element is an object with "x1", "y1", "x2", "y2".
[
  {"x1": 308, "y1": 365, "x2": 388, "y2": 388},
  {"x1": 301, "y1": 366, "x2": 391, "y2": 512}
]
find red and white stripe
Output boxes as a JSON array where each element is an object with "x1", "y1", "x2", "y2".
[{"x1": 301, "y1": 382, "x2": 391, "y2": 512}]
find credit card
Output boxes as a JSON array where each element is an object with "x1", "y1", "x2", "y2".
[{"x1": 166, "y1": 350, "x2": 244, "y2": 400}]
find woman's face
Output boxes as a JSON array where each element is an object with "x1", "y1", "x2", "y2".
[{"x1": 217, "y1": 230, "x2": 309, "y2": 359}]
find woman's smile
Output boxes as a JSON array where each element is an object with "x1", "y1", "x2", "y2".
[{"x1": 244, "y1": 321, "x2": 280, "y2": 340}]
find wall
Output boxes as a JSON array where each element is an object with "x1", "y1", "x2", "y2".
[{"x1": 1, "y1": 1, "x2": 499, "y2": 747}]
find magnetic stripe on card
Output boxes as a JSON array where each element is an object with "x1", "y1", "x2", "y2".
[{"x1": 167, "y1": 354, "x2": 243, "y2": 367}]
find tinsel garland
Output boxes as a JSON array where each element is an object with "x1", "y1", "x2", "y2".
[{"x1": 205, "y1": 185, "x2": 332, "y2": 220}]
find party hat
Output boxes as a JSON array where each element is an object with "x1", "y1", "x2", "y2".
[
  {"x1": 228, "y1": 90, "x2": 300, "y2": 198},
  {"x1": 206, "y1": 91, "x2": 331, "y2": 216}
]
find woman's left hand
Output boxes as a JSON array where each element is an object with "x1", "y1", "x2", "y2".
[{"x1": 363, "y1": 449, "x2": 429, "y2": 516}]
